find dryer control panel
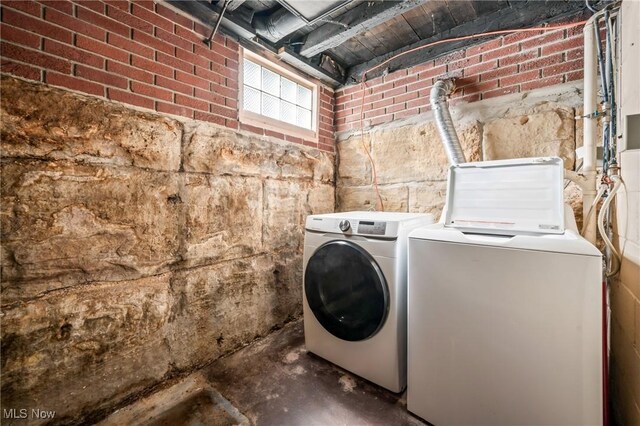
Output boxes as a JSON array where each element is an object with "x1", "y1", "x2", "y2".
[{"x1": 357, "y1": 221, "x2": 387, "y2": 235}]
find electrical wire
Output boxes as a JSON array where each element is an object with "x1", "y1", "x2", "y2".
[{"x1": 356, "y1": 19, "x2": 589, "y2": 212}]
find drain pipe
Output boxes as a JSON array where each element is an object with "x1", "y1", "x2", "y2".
[
  {"x1": 430, "y1": 79, "x2": 466, "y2": 165},
  {"x1": 582, "y1": 12, "x2": 604, "y2": 245}
]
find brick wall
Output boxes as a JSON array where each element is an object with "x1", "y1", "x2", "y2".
[
  {"x1": 0, "y1": 0, "x2": 335, "y2": 151},
  {"x1": 335, "y1": 24, "x2": 584, "y2": 133}
]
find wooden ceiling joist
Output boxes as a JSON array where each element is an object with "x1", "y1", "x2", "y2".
[{"x1": 298, "y1": 0, "x2": 430, "y2": 59}]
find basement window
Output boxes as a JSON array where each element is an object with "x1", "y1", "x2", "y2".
[{"x1": 240, "y1": 49, "x2": 318, "y2": 140}]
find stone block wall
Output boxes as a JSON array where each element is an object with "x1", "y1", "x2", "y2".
[
  {"x1": 0, "y1": 0, "x2": 335, "y2": 152},
  {"x1": 0, "y1": 76, "x2": 334, "y2": 423},
  {"x1": 336, "y1": 82, "x2": 586, "y2": 225}
]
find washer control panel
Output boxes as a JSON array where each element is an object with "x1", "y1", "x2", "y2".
[{"x1": 357, "y1": 221, "x2": 387, "y2": 235}]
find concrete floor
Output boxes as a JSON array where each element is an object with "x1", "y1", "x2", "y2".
[{"x1": 102, "y1": 320, "x2": 426, "y2": 426}]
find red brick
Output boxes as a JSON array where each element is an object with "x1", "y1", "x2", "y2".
[
  {"x1": 499, "y1": 50, "x2": 539, "y2": 67},
  {"x1": 174, "y1": 25, "x2": 205, "y2": 45},
  {"x1": 1, "y1": 60, "x2": 42, "y2": 81},
  {"x1": 434, "y1": 50, "x2": 465, "y2": 66},
  {"x1": 194, "y1": 87, "x2": 224, "y2": 105},
  {"x1": 131, "y1": 55, "x2": 173, "y2": 78},
  {"x1": 45, "y1": 70, "x2": 104, "y2": 95},
  {"x1": 73, "y1": 0, "x2": 104, "y2": 14},
  {"x1": 210, "y1": 41, "x2": 238, "y2": 60},
  {"x1": 465, "y1": 59, "x2": 498, "y2": 76},
  {"x1": 75, "y1": 64, "x2": 127, "y2": 88},
  {"x1": 41, "y1": 0, "x2": 74, "y2": 15},
  {"x1": 1, "y1": 42, "x2": 70, "y2": 73},
  {"x1": 156, "y1": 75, "x2": 192, "y2": 95},
  {"x1": 521, "y1": 75, "x2": 564, "y2": 91},
  {"x1": 2, "y1": 0, "x2": 42, "y2": 16},
  {"x1": 482, "y1": 85, "x2": 519, "y2": 99},
  {"x1": 44, "y1": 7, "x2": 105, "y2": 41},
  {"x1": 107, "y1": 87, "x2": 154, "y2": 109},
  {"x1": 156, "y1": 101, "x2": 193, "y2": 118},
  {"x1": 106, "y1": 60, "x2": 152, "y2": 84},
  {"x1": 407, "y1": 61, "x2": 438, "y2": 78},
  {"x1": 502, "y1": 30, "x2": 542, "y2": 45},
  {"x1": 43, "y1": 38, "x2": 104, "y2": 68},
  {"x1": 156, "y1": 3, "x2": 192, "y2": 28},
  {"x1": 521, "y1": 30, "x2": 564, "y2": 50},
  {"x1": 463, "y1": 79, "x2": 499, "y2": 95},
  {"x1": 131, "y1": 81, "x2": 173, "y2": 102},
  {"x1": 541, "y1": 36, "x2": 583, "y2": 55},
  {"x1": 106, "y1": 32, "x2": 153, "y2": 59},
  {"x1": 481, "y1": 65, "x2": 517, "y2": 81},
  {"x1": 210, "y1": 103, "x2": 236, "y2": 119},
  {"x1": 467, "y1": 38, "x2": 502, "y2": 56},
  {"x1": 406, "y1": 97, "x2": 429, "y2": 110},
  {"x1": 132, "y1": 29, "x2": 174, "y2": 55},
  {"x1": 155, "y1": 27, "x2": 192, "y2": 51},
  {"x1": 448, "y1": 55, "x2": 481, "y2": 71},
  {"x1": 406, "y1": 78, "x2": 431, "y2": 93},
  {"x1": 542, "y1": 59, "x2": 583, "y2": 77},
  {"x1": 566, "y1": 69, "x2": 584, "y2": 82},
  {"x1": 211, "y1": 82, "x2": 236, "y2": 99},
  {"x1": 176, "y1": 47, "x2": 209, "y2": 69},
  {"x1": 519, "y1": 53, "x2": 563, "y2": 72},
  {"x1": 240, "y1": 122, "x2": 265, "y2": 135},
  {"x1": 483, "y1": 44, "x2": 520, "y2": 60},
  {"x1": 76, "y1": 34, "x2": 128, "y2": 63},
  {"x1": 417, "y1": 65, "x2": 447, "y2": 80},
  {"x1": 175, "y1": 70, "x2": 209, "y2": 90},
  {"x1": 394, "y1": 91, "x2": 419, "y2": 103},
  {"x1": 3, "y1": 8, "x2": 72, "y2": 43},
  {"x1": 394, "y1": 108, "x2": 419, "y2": 120},
  {"x1": 76, "y1": 4, "x2": 129, "y2": 37},
  {"x1": 108, "y1": 1, "x2": 130, "y2": 11},
  {"x1": 106, "y1": 5, "x2": 153, "y2": 34},
  {"x1": 1, "y1": 24, "x2": 41, "y2": 48},
  {"x1": 195, "y1": 111, "x2": 226, "y2": 126},
  {"x1": 500, "y1": 69, "x2": 540, "y2": 87},
  {"x1": 131, "y1": 2, "x2": 172, "y2": 32},
  {"x1": 566, "y1": 48, "x2": 583, "y2": 61},
  {"x1": 156, "y1": 51, "x2": 192, "y2": 73}
]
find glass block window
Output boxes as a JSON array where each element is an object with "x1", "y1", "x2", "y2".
[{"x1": 242, "y1": 57, "x2": 315, "y2": 131}]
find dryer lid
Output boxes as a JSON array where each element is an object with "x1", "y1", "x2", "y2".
[{"x1": 443, "y1": 157, "x2": 565, "y2": 236}]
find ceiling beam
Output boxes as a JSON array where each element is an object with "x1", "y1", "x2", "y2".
[
  {"x1": 346, "y1": 0, "x2": 590, "y2": 83},
  {"x1": 162, "y1": 0, "x2": 346, "y2": 86},
  {"x1": 226, "y1": 0, "x2": 246, "y2": 12},
  {"x1": 299, "y1": 0, "x2": 430, "y2": 58}
]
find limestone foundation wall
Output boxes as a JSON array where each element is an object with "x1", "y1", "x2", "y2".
[
  {"x1": 0, "y1": 76, "x2": 334, "y2": 423},
  {"x1": 336, "y1": 81, "x2": 590, "y2": 227}
]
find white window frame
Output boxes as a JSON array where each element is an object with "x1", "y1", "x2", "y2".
[{"x1": 239, "y1": 48, "x2": 319, "y2": 142}]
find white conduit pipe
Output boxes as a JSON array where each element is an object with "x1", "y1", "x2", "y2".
[
  {"x1": 582, "y1": 14, "x2": 602, "y2": 245},
  {"x1": 598, "y1": 175, "x2": 623, "y2": 277}
]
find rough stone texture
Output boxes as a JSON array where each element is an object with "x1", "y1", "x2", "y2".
[
  {"x1": 372, "y1": 121, "x2": 482, "y2": 183},
  {"x1": 0, "y1": 76, "x2": 335, "y2": 424},
  {"x1": 337, "y1": 89, "x2": 585, "y2": 229},
  {"x1": 1, "y1": 275, "x2": 172, "y2": 424},
  {"x1": 0, "y1": 77, "x2": 182, "y2": 172},
  {"x1": 483, "y1": 106, "x2": 575, "y2": 169},
  {"x1": 1, "y1": 161, "x2": 181, "y2": 293}
]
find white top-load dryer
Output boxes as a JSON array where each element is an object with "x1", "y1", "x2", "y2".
[
  {"x1": 407, "y1": 158, "x2": 603, "y2": 425},
  {"x1": 304, "y1": 211, "x2": 433, "y2": 392}
]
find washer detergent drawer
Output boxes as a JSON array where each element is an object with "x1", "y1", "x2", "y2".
[{"x1": 407, "y1": 238, "x2": 602, "y2": 426}]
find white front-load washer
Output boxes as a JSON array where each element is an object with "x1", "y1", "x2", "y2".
[{"x1": 303, "y1": 211, "x2": 433, "y2": 392}]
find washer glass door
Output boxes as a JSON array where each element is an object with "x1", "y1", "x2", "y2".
[{"x1": 304, "y1": 240, "x2": 389, "y2": 341}]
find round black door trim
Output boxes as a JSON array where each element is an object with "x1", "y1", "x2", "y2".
[{"x1": 304, "y1": 240, "x2": 389, "y2": 342}]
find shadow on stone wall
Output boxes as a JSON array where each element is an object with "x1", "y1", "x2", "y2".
[{"x1": 0, "y1": 76, "x2": 335, "y2": 424}]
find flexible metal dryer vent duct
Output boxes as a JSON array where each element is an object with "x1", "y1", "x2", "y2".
[
  {"x1": 254, "y1": 8, "x2": 306, "y2": 42},
  {"x1": 430, "y1": 79, "x2": 466, "y2": 165}
]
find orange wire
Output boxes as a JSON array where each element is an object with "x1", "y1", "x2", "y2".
[{"x1": 357, "y1": 19, "x2": 588, "y2": 212}]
